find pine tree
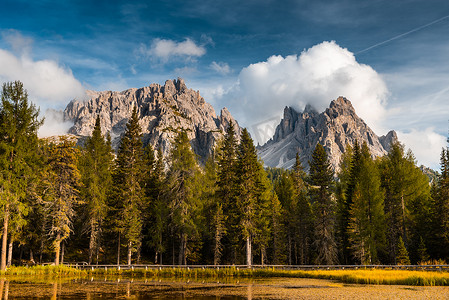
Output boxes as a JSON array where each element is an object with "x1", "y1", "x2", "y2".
[
  {"x1": 336, "y1": 144, "x2": 353, "y2": 264},
  {"x1": 113, "y1": 107, "x2": 144, "y2": 265},
  {"x1": 166, "y1": 130, "x2": 200, "y2": 265},
  {"x1": 236, "y1": 128, "x2": 260, "y2": 266},
  {"x1": 79, "y1": 115, "x2": 113, "y2": 264},
  {"x1": 0, "y1": 81, "x2": 42, "y2": 270},
  {"x1": 396, "y1": 236, "x2": 410, "y2": 265},
  {"x1": 347, "y1": 143, "x2": 385, "y2": 264},
  {"x1": 216, "y1": 122, "x2": 239, "y2": 263},
  {"x1": 292, "y1": 153, "x2": 312, "y2": 265},
  {"x1": 309, "y1": 143, "x2": 337, "y2": 265},
  {"x1": 416, "y1": 236, "x2": 430, "y2": 264},
  {"x1": 380, "y1": 141, "x2": 431, "y2": 263},
  {"x1": 144, "y1": 147, "x2": 167, "y2": 264},
  {"x1": 42, "y1": 137, "x2": 82, "y2": 265}
]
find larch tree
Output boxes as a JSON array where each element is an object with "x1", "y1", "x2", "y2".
[
  {"x1": 309, "y1": 143, "x2": 337, "y2": 265},
  {"x1": 42, "y1": 137, "x2": 82, "y2": 266},
  {"x1": 113, "y1": 107, "x2": 144, "y2": 265},
  {"x1": 0, "y1": 81, "x2": 42, "y2": 271},
  {"x1": 79, "y1": 115, "x2": 113, "y2": 264},
  {"x1": 379, "y1": 141, "x2": 430, "y2": 263}
]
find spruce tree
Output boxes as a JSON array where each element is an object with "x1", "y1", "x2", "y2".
[
  {"x1": 396, "y1": 236, "x2": 410, "y2": 265},
  {"x1": 0, "y1": 81, "x2": 42, "y2": 270},
  {"x1": 216, "y1": 122, "x2": 239, "y2": 263},
  {"x1": 292, "y1": 153, "x2": 312, "y2": 265},
  {"x1": 309, "y1": 143, "x2": 337, "y2": 265},
  {"x1": 166, "y1": 130, "x2": 200, "y2": 265},
  {"x1": 79, "y1": 115, "x2": 113, "y2": 264},
  {"x1": 113, "y1": 107, "x2": 144, "y2": 265},
  {"x1": 347, "y1": 143, "x2": 385, "y2": 264},
  {"x1": 236, "y1": 128, "x2": 259, "y2": 266},
  {"x1": 336, "y1": 144, "x2": 353, "y2": 264}
]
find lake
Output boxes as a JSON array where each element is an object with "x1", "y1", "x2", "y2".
[{"x1": 1, "y1": 276, "x2": 448, "y2": 299}]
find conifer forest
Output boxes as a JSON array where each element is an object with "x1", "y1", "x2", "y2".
[{"x1": 1, "y1": 80, "x2": 449, "y2": 271}]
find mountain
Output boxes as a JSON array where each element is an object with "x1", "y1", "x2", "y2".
[
  {"x1": 63, "y1": 78, "x2": 239, "y2": 163},
  {"x1": 258, "y1": 97, "x2": 397, "y2": 171}
]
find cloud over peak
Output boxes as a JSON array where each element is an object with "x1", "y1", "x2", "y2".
[{"x1": 223, "y1": 41, "x2": 388, "y2": 134}]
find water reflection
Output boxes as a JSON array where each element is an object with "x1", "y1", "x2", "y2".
[{"x1": 0, "y1": 276, "x2": 251, "y2": 299}]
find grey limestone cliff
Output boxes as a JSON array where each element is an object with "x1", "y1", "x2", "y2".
[
  {"x1": 64, "y1": 78, "x2": 240, "y2": 163},
  {"x1": 258, "y1": 96, "x2": 397, "y2": 171}
]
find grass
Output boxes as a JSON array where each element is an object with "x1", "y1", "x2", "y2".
[
  {"x1": 86, "y1": 267, "x2": 449, "y2": 286},
  {"x1": 2, "y1": 265, "x2": 86, "y2": 276},
  {"x1": 1, "y1": 265, "x2": 449, "y2": 286}
]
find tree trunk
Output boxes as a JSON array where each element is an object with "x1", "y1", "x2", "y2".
[
  {"x1": 96, "y1": 246, "x2": 99, "y2": 265},
  {"x1": 288, "y1": 234, "x2": 292, "y2": 265},
  {"x1": 246, "y1": 236, "x2": 252, "y2": 267},
  {"x1": 30, "y1": 249, "x2": 35, "y2": 265},
  {"x1": 117, "y1": 232, "x2": 121, "y2": 266},
  {"x1": 1, "y1": 205, "x2": 9, "y2": 271},
  {"x1": 155, "y1": 251, "x2": 158, "y2": 265},
  {"x1": 54, "y1": 233, "x2": 61, "y2": 266},
  {"x1": 178, "y1": 233, "x2": 186, "y2": 265},
  {"x1": 88, "y1": 229, "x2": 94, "y2": 265},
  {"x1": 61, "y1": 241, "x2": 65, "y2": 265},
  {"x1": 7, "y1": 239, "x2": 13, "y2": 267},
  {"x1": 127, "y1": 242, "x2": 132, "y2": 266}
]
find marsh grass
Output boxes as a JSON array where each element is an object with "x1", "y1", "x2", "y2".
[
  {"x1": 88, "y1": 267, "x2": 449, "y2": 286},
  {"x1": 2, "y1": 265, "x2": 449, "y2": 286},
  {"x1": 3, "y1": 265, "x2": 86, "y2": 276}
]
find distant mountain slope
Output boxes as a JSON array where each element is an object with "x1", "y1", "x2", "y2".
[
  {"x1": 258, "y1": 97, "x2": 397, "y2": 171},
  {"x1": 64, "y1": 78, "x2": 240, "y2": 163}
]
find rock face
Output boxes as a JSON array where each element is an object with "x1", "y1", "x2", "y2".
[
  {"x1": 258, "y1": 97, "x2": 397, "y2": 171},
  {"x1": 64, "y1": 78, "x2": 240, "y2": 163}
]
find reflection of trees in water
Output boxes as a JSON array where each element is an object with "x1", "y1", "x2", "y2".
[
  {"x1": 0, "y1": 278, "x2": 9, "y2": 300},
  {"x1": 51, "y1": 282, "x2": 57, "y2": 300},
  {"x1": 247, "y1": 284, "x2": 252, "y2": 300}
]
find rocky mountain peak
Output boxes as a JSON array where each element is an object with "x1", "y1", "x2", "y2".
[
  {"x1": 258, "y1": 97, "x2": 396, "y2": 171},
  {"x1": 64, "y1": 78, "x2": 240, "y2": 163}
]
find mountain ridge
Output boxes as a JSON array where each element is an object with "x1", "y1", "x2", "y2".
[
  {"x1": 63, "y1": 78, "x2": 240, "y2": 163},
  {"x1": 258, "y1": 97, "x2": 397, "y2": 171}
]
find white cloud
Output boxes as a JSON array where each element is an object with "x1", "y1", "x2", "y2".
[
  {"x1": 219, "y1": 40, "x2": 444, "y2": 168},
  {"x1": 397, "y1": 128, "x2": 446, "y2": 169},
  {"x1": 210, "y1": 61, "x2": 231, "y2": 75},
  {"x1": 39, "y1": 109, "x2": 74, "y2": 138},
  {"x1": 0, "y1": 31, "x2": 85, "y2": 137},
  {"x1": 142, "y1": 38, "x2": 206, "y2": 62},
  {"x1": 222, "y1": 41, "x2": 388, "y2": 135},
  {"x1": 0, "y1": 50, "x2": 85, "y2": 107}
]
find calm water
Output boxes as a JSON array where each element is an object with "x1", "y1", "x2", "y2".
[{"x1": 1, "y1": 276, "x2": 448, "y2": 299}]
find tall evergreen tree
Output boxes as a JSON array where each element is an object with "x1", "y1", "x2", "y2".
[
  {"x1": 292, "y1": 153, "x2": 312, "y2": 264},
  {"x1": 216, "y1": 122, "x2": 239, "y2": 263},
  {"x1": 309, "y1": 143, "x2": 337, "y2": 265},
  {"x1": 236, "y1": 128, "x2": 260, "y2": 266},
  {"x1": 336, "y1": 144, "x2": 353, "y2": 264},
  {"x1": 379, "y1": 141, "x2": 431, "y2": 263},
  {"x1": 79, "y1": 115, "x2": 113, "y2": 264},
  {"x1": 144, "y1": 147, "x2": 167, "y2": 264},
  {"x1": 113, "y1": 107, "x2": 144, "y2": 265},
  {"x1": 0, "y1": 81, "x2": 42, "y2": 270},
  {"x1": 166, "y1": 130, "x2": 201, "y2": 265},
  {"x1": 347, "y1": 143, "x2": 385, "y2": 264},
  {"x1": 42, "y1": 137, "x2": 82, "y2": 265}
]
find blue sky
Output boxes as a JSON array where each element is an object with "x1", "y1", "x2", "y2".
[{"x1": 1, "y1": 0, "x2": 449, "y2": 169}]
